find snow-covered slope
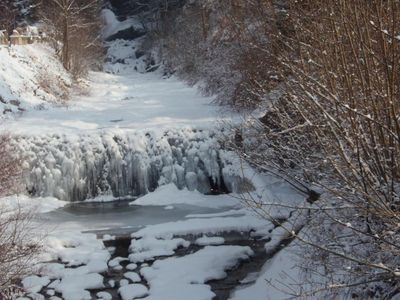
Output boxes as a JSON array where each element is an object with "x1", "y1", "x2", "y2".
[{"x1": 0, "y1": 44, "x2": 71, "y2": 120}]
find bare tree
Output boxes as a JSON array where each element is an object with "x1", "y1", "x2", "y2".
[
  {"x1": 0, "y1": 135, "x2": 42, "y2": 298},
  {"x1": 0, "y1": 1, "x2": 18, "y2": 36},
  {"x1": 233, "y1": 0, "x2": 400, "y2": 298},
  {"x1": 38, "y1": 0, "x2": 103, "y2": 77}
]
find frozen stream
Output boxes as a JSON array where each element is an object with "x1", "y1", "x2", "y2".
[
  {"x1": 40, "y1": 200, "x2": 232, "y2": 236},
  {"x1": 2, "y1": 13, "x2": 307, "y2": 299}
]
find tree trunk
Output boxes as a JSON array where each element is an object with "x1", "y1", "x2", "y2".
[{"x1": 62, "y1": 15, "x2": 69, "y2": 70}]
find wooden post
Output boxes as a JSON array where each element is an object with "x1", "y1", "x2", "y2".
[
  {"x1": 0, "y1": 30, "x2": 8, "y2": 45},
  {"x1": 10, "y1": 29, "x2": 20, "y2": 45}
]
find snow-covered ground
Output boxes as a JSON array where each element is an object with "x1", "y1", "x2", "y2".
[
  {"x1": 0, "y1": 44, "x2": 71, "y2": 120},
  {"x1": 1, "y1": 9, "x2": 307, "y2": 300},
  {"x1": 4, "y1": 68, "x2": 223, "y2": 135}
]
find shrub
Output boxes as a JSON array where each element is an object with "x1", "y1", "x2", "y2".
[
  {"x1": 0, "y1": 135, "x2": 42, "y2": 298},
  {"x1": 238, "y1": 0, "x2": 400, "y2": 297}
]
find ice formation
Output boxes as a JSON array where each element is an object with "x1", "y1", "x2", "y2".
[{"x1": 14, "y1": 129, "x2": 242, "y2": 201}]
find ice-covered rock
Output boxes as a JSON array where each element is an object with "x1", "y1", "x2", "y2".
[
  {"x1": 118, "y1": 284, "x2": 149, "y2": 300},
  {"x1": 96, "y1": 291, "x2": 112, "y2": 300},
  {"x1": 22, "y1": 275, "x2": 50, "y2": 294},
  {"x1": 129, "y1": 236, "x2": 190, "y2": 263},
  {"x1": 55, "y1": 273, "x2": 104, "y2": 300},
  {"x1": 124, "y1": 272, "x2": 141, "y2": 283},
  {"x1": 126, "y1": 263, "x2": 138, "y2": 270}
]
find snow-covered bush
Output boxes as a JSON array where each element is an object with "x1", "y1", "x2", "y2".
[{"x1": 236, "y1": 0, "x2": 400, "y2": 298}]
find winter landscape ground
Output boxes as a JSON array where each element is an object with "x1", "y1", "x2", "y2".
[{"x1": 0, "y1": 7, "x2": 307, "y2": 300}]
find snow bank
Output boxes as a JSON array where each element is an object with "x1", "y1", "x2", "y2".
[
  {"x1": 44, "y1": 231, "x2": 110, "y2": 267},
  {"x1": 97, "y1": 291, "x2": 112, "y2": 300},
  {"x1": 0, "y1": 194, "x2": 67, "y2": 214},
  {"x1": 131, "y1": 183, "x2": 240, "y2": 208},
  {"x1": 0, "y1": 44, "x2": 71, "y2": 120},
  {"x1": 108, "y1": 257, "x2": 128, "y2": 268},
  {"x1": 124, "y1": 272, "x2": 141, "y2": 283},
  {"x1": 55, "y1": 273, "x2": 104, "y2": 300},
  {"x1": 230, "y1": 242, "x2": 303, "y2": 300},
  {"x1": 22, "y1": 275, "x2": 50, "y2": 293},
  {"x1": 132, "y1": 215, "x2": 269, "y2": 239},
  {"x1": 185, "y1": 209, "x2": 247, "y2": 218},
  {"x1": 34, "y1": 229, "x2": 111, "y2": 300},
  {"x1": 126, "y1": 263, "x2": 138, "y2": 271},
  {"x1": 140, "y1": 245, "x2": 253, "y2": 300}
]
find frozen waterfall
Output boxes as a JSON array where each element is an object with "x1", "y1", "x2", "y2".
[{"x1": 14, "y1": 129, "x2": 240, "y2": 202}]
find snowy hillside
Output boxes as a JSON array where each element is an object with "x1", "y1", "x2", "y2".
[{"x1": 0, "y1": 44, "x2": 71, "y2": 120}]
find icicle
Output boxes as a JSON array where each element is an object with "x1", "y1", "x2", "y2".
[{"x1": 15, "y1": 129, "x2": 233, "y2": 201}]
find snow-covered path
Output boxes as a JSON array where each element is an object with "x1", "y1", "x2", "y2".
[{"x1": 7, "y1": 70, "x2": 223, "y2": 135}]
